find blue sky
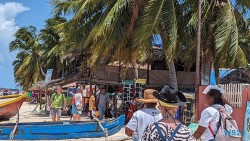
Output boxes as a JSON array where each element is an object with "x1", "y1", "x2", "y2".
[{"x1": 0, "y1": 0, "x2": 52, "y2": 88}]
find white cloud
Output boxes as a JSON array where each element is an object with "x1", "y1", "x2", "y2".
[
  {"x1": 0, "y1": 2, "x2": 30, "y2": 63},
  {"x1": 0, "y1": 2, "x2": 29, "y2": 88},
  {"x1": 0, "y1": 2, "x2": 30, "y2": 31}
]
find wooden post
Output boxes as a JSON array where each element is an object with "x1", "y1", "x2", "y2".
[
  {"x1": 88, "y1": 67, "x2": 92, "y2": 93},
  {"x1": 45, "y1": 88, "x2": 48, "y2": 113},
  {"x1": 147, "y1": 63, "x2": 150, "y2": 85},
  {"x1": 118, "y1": 60, "x2": 121, "y2": 82},
  {"x1": 195, "y1": 0, "x2": 202, "y2": 122},
  {"x1": 39, "y1": 89, "x2": 42, "y2": 110}
]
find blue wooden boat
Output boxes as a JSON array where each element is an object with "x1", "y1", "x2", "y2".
[{"x1": 0, "y1": 115, "x2": 125, "y2": 140}]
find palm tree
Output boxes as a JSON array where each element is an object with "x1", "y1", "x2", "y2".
[
  {"x1": 12, "y1": 51, "x2": 29, "y2": 87},
  {"x1": 182, "y1": 0, "x2": 249, "y2": 84},
  {"x1": 52, "y1": 0, "x2": 249, "y2": 86},
  {"x1": 239, "y1": 17, "x2": 250, "y2": 63},
  {"x1": 53, "y1": 0, "x2": 150, "y2": 78},
  {"x1": 53, "y1": 0, "x2": 181, "y2": 88},
  {"x1": 10, "y1": 26, "x2": 45, "y2": 90},
  {"x1": 132, "y1": 0, "x2": 183, "y2": 89},
  {"x1": 39, "y1": 16, "x2": 67, "y2": 78}
]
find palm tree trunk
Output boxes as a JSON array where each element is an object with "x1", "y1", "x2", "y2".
[
  {"x1": 201, "y1": 58, "x2": 211, "y2": 85},
  {"x1": 133, "y1": 61, "x2": 139, "y2": 79},
  {"x1": 40, "y1": 65, "x2": 46, "y2": 77},
  {"x1": 168, "y1": 60, "x2": 178, "y2": 90},
  {"x1": 195, "y1": 0, "x2": 202, "y2": 122},
  {"x1": 214, "y1": 63, "x2": 220, "y2": 84},
  {"x1": 160, "y1": 32, "x2": 178, "y2": 90},
  {"x1": 201, "y1": 36, "x2": 212, "y2": 85},
  {"x1": 118, "y1": 60, "x2": 121, "y2": 82},
  {"x1": 147, "y1": 62, "x2": 150, "y2": 84}
]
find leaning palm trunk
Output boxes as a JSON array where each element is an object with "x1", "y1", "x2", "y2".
[
  {"x1": 214, "y1": 63, "x2": 220, "y2": 85},
  {"x1": 201, "y1": 36, "x2": 212, "y2": 85},
  {"x1": 168, "y1": 60, "x2": 178, "y2": 90},
  {"x1": 133, "y1": 61, "x2": 139, "y2": 79},
  {"x1": 160, "y1": 32, "x2": 178, "y2": 90},
  {"x1": 201, "y1": 58, "x2": 211, "y2": 85}
]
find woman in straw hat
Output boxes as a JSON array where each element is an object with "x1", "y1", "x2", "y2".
[
  {"x1": 141, "y1": 85, "x2": 196, "y2": 141},
  {"x1": 125, "y1": 89, "x2": 163, "y2": 140}
]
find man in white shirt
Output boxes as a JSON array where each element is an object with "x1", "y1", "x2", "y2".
[{"x1": 125, "y1": 89, "x2": 163, "y2": 140}]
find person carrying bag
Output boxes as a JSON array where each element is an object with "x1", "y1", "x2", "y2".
[
  {"x1": 141, "y1": 85, "x2": 195, "y2": 141},
  {"x1": 194, "y1": 85, "x2": 241, "y2": 141}
]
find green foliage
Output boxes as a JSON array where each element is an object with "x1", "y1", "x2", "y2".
[
  {"x1": 10, "y1": 26, "x2": 44, "y2": 90},
  {"x1": 11, "y1": 0, "x2": 250, "y2": 89}
]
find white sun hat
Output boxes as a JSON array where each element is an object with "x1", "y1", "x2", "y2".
[{"x1": 203, "y1": 85, "x2": 225, "y2": 94}]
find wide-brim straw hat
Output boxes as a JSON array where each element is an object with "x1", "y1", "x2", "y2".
[
  {"x1": 153, "y1": 85, "x2": 186, "y2": 108},
  {"x1": 136, "y1": 89, "x2": 158, "y2": 103}
]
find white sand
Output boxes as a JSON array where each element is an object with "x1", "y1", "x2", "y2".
[{"x1": 1, "y1": 102, "x2": 132, "y2": 141}]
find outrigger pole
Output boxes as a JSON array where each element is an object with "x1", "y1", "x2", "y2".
[{"x1": 195, "y1": 0, "x2": 202, "y2": 122}]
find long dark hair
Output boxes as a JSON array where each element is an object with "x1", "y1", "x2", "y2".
[{"x1": 207, "y1": 89, "x2": 225, "y2": 106}]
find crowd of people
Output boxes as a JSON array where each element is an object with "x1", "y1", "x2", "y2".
[
  {"x1": 49, "y1": 85, "x2": 117, "y2": 122},
  {"x1": 49, "y1": 84, "x2": 239, "y2": 141},
  {"x1": 125, "y1": 85, "x2": 239, "y2": 141}
]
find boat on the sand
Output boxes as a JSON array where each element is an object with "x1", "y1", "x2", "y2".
[
  {"x1": 0, "y1": 114, "x2": 125, "y2": 140},
  {"x1": 0, "y1": 94, "x2": 22, "y2": 99},
  {"x1": 0, "y1": 94, "x2": 26, "y2": 120}
]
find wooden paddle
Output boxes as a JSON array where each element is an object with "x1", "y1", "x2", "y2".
[
  {"x1": 10, "y1": 107, "x2": 19, "y2": 141},
  {"x1": 92, "y1": 113, "x2": 108, "y2": 141}
]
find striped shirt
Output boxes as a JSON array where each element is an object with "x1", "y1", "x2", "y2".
[{"x1": 141, "y1": 122, "x2": 196, "y2": 141}]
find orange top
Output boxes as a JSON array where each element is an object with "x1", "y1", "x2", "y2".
[{"x1": 88, "y1": 95, "x2": 96, "y2": 111}]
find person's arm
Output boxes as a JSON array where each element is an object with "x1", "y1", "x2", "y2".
[
  {"x1": 91, "y1": 97, "x2": 94, "y2": 110},
  {"x1": 194, "y1": 126, "x2": 206, "y2": 139},
  {"x1": 69, "y1": 91, "x2": 75, "y2": 96},
  {"x1": 194, "y1": 109, "x2": 213, "y2": 140},
  {"x1": 180, "y1": 105, "x2": 187, "y2": 113},
  {"x1": 125, "y1": 112, "x2": 138, "y2": 136},
  {"x1": 125, "y1": 127, "x2": 133, "y2": 137},
  {"x1": 50, "y1": 94, "x2": 54, "y2": 108}
]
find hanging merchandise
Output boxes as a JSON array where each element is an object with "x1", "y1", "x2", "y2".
[
  {"x1": 134, "y1": 79, "x2": 146, "y2": 98},
  {"x1": 122, "y1": 80, "x2": 134, "y2": 104}
]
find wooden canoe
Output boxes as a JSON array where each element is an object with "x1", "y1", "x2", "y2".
[
  {"x1": 0, "y1": 95, "x2": 20, "y2": 99},
  {"x1": 0, "y1": 94, "x2": 26, "y2": 120},
  {"x1": 0, "y1": 114, "x2": 125, "y2": 140}
]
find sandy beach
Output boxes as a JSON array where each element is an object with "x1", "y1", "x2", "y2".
[{"x1": 1, "y1": 102, "x2": 131, "y2": 141}]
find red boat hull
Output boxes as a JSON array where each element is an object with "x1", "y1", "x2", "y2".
[{"x1": 0, "y1": 97, "x2": 25, "y2": 119}]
